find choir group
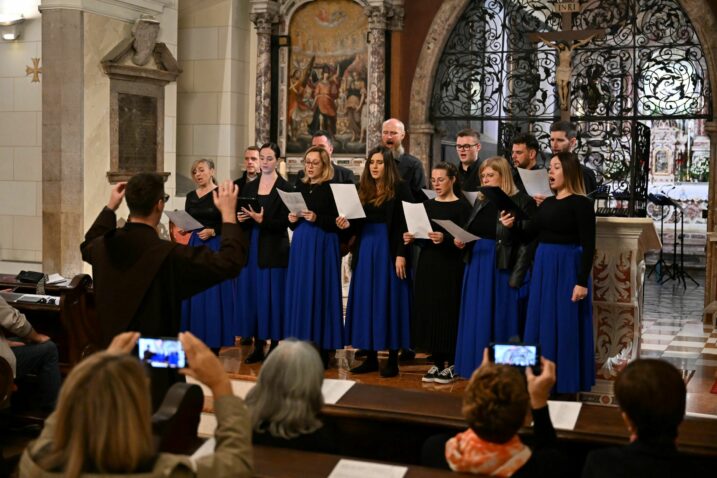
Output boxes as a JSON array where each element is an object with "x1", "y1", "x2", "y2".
[{"x1": 178, "y1": 121, "x2": 597, "y2": 394}]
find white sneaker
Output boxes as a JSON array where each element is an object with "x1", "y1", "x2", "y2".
[
  {"x1": 434, "y1": 365, "x2": 457, "y2": 384},
  {"x1": 422, "y1": 365, "x2": 440, "y2": 382}
]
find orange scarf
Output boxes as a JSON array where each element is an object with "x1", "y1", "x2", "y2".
[{"x1": 445, "y1": 428, "x2": 532, "y2": 477}]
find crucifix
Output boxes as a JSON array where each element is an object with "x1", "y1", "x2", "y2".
[
  {"x1": 25, "y1": 57, "x2": 42, "y2": 83},
  {"x1": 528, "y1": 1, "x2": 606, "y2": 121}
]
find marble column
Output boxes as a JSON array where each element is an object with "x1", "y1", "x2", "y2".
[
  {"x1": 408, "y1": 123, "x2": 434, "y2": 179},
  {"x1": 365, "y1": 6, "x2": 387, "y2": 150},
  {"x1": 251, "y1": 12, "x2": 275, "y2": 145}
]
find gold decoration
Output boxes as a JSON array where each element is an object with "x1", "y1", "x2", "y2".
[{"x1": 25, "y1": 57, "x2": 41, "y2": 83}]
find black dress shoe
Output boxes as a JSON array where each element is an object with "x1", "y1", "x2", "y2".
[
  {"x1": 244, "y1": 349, "x2": 265, "y2": 364},
  {"x1": 350, "y1": 360, "x2": 378, "y2": 374},
  {"x1": 399, "y1": 348, "x2": 416, "y2": 362},
  {"x1": 380, "y1": 362, "x2": 399, "y2": 378}
]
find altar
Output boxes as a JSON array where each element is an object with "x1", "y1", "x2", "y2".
[{"x1": 583, "y1": 218, "x2": 661, "y2": 405}]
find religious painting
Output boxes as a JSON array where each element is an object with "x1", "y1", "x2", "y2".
[{"x1": 286, "y1": 0, "x2": 368, "y2": 155}]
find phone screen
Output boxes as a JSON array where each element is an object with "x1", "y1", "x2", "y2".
[
  {"x1": 492, "y1": 344, "x2": 538, "y2": 367},
  {"x1": 137, "y1": 337, "x2": 187, "y2": 369}
]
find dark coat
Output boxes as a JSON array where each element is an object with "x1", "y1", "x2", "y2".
[
  {"x1": 80, "y1": 208, "x2": 247, "y2": 345},
  {"x1": 349, "y1": 181, "x2": 413, "y2": 270},
  {"x1": 396, "y1": 152, "x2": 427, "y2": 202},
  {"x1": 239, "y1": 175, "x2": 292, "y2": 268},
  {"x1": 464, "y1": 190, "x2": 537, "y2": 287},
  {"x1": 458, "y1": 160, "x2": 481, "y2": 192}
]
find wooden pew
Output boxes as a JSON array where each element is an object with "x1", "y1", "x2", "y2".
[
  {"x1": 319, "y1": 383, "x2": 717, "y2": 467},
  {"x1": 253, "y1": 445, "x2": 476, "y2": 478},
  {"x1": 0, "y1": 274, "x2": 98, "y2": 374}
]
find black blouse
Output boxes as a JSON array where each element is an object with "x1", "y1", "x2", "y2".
[{"x1": 185, "y1": 188, "x2": 221, "y2": 233}]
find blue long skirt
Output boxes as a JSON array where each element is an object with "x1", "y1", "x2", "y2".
[
  {"x1": 180, "y1": 233, "x2": 236, "y2": 347},
  {"x1": 525, "y1": 243, "x2": 595, "y2": 393},
  {"x1": 344, "y1": 223, "x2": 412, "y2": 350},
  {"x1": 283, "y1": 222, "x2": 343, "y2": 349},
  {"x1": 235, "y1": 227, "x2": 287, "y2": 340},
  {"x1": 454, "y1": 239, "x2": 525, "y2": 379}
]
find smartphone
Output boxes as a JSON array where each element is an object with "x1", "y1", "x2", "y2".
[
  {"x1": 137, "y1": 337, "x2": 187, "y2": 369},
  {"x1": 489, "y1": 343, "x2": 540, "y2": 374}
]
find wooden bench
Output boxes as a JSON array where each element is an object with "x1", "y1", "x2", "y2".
[{"x1": 0, "y1": 274, "x2": 98, "y2": 374}]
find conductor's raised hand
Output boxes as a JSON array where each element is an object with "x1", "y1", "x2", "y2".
[
  {"x1": 212, "y1": 180, "x2": 239, "y2": 224},
  {"x1": 107, "y1": 182, "x2": 127, "y2": 211},
  {"x1": 179, "y1": 331, "x2": 233, "y2": 398},
  {"x1": 336, "y1": 216, "x2": 350, "y2": 230}
]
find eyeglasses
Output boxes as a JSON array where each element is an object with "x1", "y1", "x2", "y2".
[
  {"x1": 302, "y1": 161, "x2": 322, "y2": 167},
  {"x1": 456, "y1": 144, "x2": 478, "y2": 151},
  {"x1": 162, "y1": 194, "x2": 170, "y2": 203}
]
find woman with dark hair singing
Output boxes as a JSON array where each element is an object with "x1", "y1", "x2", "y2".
[
  {"x1": 339, "y1": 146, "x2": 413, "y2": 378},
  {"x1": 235, "y1": 142, "x2": 292, "y2": 363},
  {"x1": 506, "y1": 151, "x2": 596, "y2": 394},
  {"x1": 404, "y1": 162, "x2": 471, "y2": 383}
]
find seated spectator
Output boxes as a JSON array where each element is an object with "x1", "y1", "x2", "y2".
[
  {"x1": 0, "y1": 295, "x2": 60, "y2": 412},
  {"x1": 19, "y1": 332, "x2": 253, "y2": 477},
  {"x1": 581, "y1": 359, "x2": 704, "y2": 478},
  {"x1": 245, "y1": 339, "x2": 338, "y2": 454},
  {"x1": 422, "y1": 350, "x2": 566, "y2": 477}
]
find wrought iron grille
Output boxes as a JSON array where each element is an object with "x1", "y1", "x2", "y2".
[{"x1": 431, "y1": 0, "x2": 712, "y2": 217}]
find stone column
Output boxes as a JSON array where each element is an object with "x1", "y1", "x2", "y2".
[
  {"x1": 251, "y1": 12, "x2": 275, "y2": 145},
  {"x1": 365, "y1": 6, "x2": 388, "y2": 150},
  {"x1": 408, "y1": 123, "x2": 434, "y2": 179},
  {"x1": 704, "y1": 121, "x2": 717, "y2": 307}
]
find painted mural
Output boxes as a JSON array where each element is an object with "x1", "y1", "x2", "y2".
[{"x1": 287, "y1": 0, "x2": 368, "y2": 154}]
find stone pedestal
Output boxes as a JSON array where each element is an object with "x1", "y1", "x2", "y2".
[{"x1": 582, "y1": 217, "x2": 661, "y2": 405}]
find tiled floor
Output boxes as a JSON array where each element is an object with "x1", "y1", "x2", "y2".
[{"x1": 639, "y1": 269, "x2": 717, "y2": 416}]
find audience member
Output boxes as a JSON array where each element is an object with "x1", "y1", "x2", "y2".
[
  {"x1": 581, "y1": 359, "x2": 704, "y2": 478},
  {"x1": 422, "y1": 350, "x2": 566, "y2": 477},
  {"x1": 455, "y1": 129, "x2": 482, "y2": 192},
  {"x1": 246, "y1": 340, "x2": 338, "y2": 454},
  {"x1": 19, "y1": 331, "x2": 253, "y2": 477},
  {"x1": 0, "y1": 296, "x2": 61, "y2": 412}
]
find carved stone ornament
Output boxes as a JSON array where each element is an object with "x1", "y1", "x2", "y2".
[{"x1": 101, "y1": 15, "x2": 180, "y2": 184}]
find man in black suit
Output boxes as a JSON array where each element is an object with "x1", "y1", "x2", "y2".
[
  {"x1": 455, "y1": 128, "x2": 481, "y2": 192},
  {"x1": 549, "y1": 121, "x2": 598, "y2": 195},
  {"x1": 511, "y1": 132, "x2": 543, "y2": 194},
  {"x1": 296, "y1": 130, "x2": 355, "y2": 184},
  {"x1": 233, "y1": 145, "x2": 260, "y2": 192},
  {"x1": 582, "y1": 359, "x2": 705, "y2": 477},
  {"x1": 381, "y1": 118, "x2": 426, "y2": 201}
]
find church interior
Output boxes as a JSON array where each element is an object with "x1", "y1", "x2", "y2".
[{"x1": 2, "y1": 0, "x2": 717, "y2": 476}]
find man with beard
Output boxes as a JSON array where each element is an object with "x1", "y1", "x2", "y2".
[
  {"x1": 381, "y1": 118, "x2": 426, "y2": 201},
  {"x1": 511, "y1": 132, "x2": 545, "y2": 202},
  {"x1": 549, "y1": 121, "x2": 598, "y2": 195}
]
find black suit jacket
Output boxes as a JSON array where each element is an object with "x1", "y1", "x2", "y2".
[
  {"x1": 240, "y1": 176, "x2": 292, "y2": 268},
  {"x1": 582, "y1": 441, "x2": 706, "y2": 478},
  {"x1": 396, "y1": 153, "x2": 427, "y2": 202}
]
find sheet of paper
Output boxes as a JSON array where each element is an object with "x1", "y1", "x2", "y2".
[
  {"x1": 517, "y1": 168, "x2": 554, "y2": 198},
  {"x1": 330, "y1": 184, "x2": 366, "y2": 220},
  {"x1": 432, "y1": 219, "x2": 480, "y2": 244},
  {"x1": 164, "y1": 210, "x2": 204, "y2": 231},
  {"x1": 278, "y1": 189, "x2": 309, "y2": 214},
  {"x1": 322, "y1": 378, "x2": 355, "y2": 405},
  {"x1": 463, "y1": 190, "x2": 479, "y2": 206},
  {"x1": 422, "y1": 188, "x2": 437, "y2": 200},
  {"x1": 47, "y1": 273, "x2": 70, "y2": 286},
  {"x1": 402, "y1": 201, "x2": 433, "y2": 239},
  {"x1": 546, "y1": 400, "x2": 583, "y2": 431},
  {"x1": 328, "y1": 459, "x2": 408, "y2": 478},
  {"x1": 190, "y1": 437, "x2": 216, "y2": 462}
]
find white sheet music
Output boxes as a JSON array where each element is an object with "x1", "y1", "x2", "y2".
[
  {"x1": 164, "y1": 210, "x2": 204, "y2": 232},
  {"x1": 546, "y1": 400, "x2": 582, "y2": 431},
  {"x1": 432, "y1": 219, "x2": 480, "y2": 244},
  {"x1": 463, "y1": 190, "x2": 479, "y2": 206},
  {"x1": 517, "y1": 168, "x2": 554, "y2": 198},
  {"x1": 330, "y1": 184, "x2": 366, "y2": 219},
  {"x1": 422, "y1": 188, "x2": 437, "y2": 200},
  {"x1": 402, "y1": 201, "x2": 433, "y2": 239},
  {"x1": 328, "y1": 459, "x2": 407, "y2": 478},
  {"x1": 277, "y1": 189, "x2": 309, "y2": 214}
]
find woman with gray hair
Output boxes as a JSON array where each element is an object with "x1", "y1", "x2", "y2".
[{"x1": 245, "y1": 340, "x2": 338, "y2": 454}]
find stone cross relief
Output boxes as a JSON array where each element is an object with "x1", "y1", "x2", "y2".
[{"x1": 528, "y1": 1, "x2": 606, "y2": 121}]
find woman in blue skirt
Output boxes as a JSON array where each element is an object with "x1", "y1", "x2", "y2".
[
  {"x1": 181, "y1": 159, "x2": 236, "y2": 349},
  {"x1": 507, "y1": 151, "x2": 596, "y2": 394},
  {"x1": 454, "y1": 157, "x2": 535, "y2": 380},
  {"x1": 284, "y1": 146, "x2": 343, "y2": 368},
  {"x1": 235, "y1": 142, "x2": 291, "y2": 363},
  {"x1": 338, "y1": 146, "x2": 413, "y2": 378}
]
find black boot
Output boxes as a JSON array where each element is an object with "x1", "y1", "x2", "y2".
[
  {"x1": 244, "y1": 340, "x2": 266, "y2": 364},
  {"x1": 380, "y1": 350, "x2": 399, "y2": 378},
  {"x1": 320, "y1": 349, "x2": 331, "y2": 370},
  {"x1": 350, "y1": 350, "x2": 378, "y2": 374}
]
